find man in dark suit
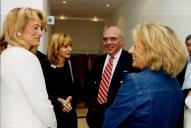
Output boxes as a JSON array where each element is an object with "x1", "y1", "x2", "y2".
[
  {"x1": 176, "y1": 34, "x2": 191, "y2": 128},
  {"x1": 86, "y1": 26, "x2": 139, "y2": 128}
]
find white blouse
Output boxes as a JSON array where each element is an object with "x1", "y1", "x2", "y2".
[{"x1": 0, "y1": 46, "x2": 57, "y2": 128}]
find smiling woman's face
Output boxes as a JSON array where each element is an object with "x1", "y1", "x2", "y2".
[
  {"x1": 20, "y1": 19, "x2": 43, "y2": 49},
  {"x1": 128, "y1": 41, "x2": 148, "y2": 70}
]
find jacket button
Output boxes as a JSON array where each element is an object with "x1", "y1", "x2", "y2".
[{"x1": 120, "y1": 81, "x2": 123, "y2": 84}]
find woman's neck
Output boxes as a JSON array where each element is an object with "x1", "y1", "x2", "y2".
[{"x1": 53, "y1": 58, "x2": 65, "y2": 67}]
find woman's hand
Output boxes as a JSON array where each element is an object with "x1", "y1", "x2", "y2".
[{"x1": 58, "y1": 96, "x2": 72, "y2": 113}]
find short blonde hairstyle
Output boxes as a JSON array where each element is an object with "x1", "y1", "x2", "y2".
[
  {"x1": 133, "y1": 23, "x2": 188, "y2": 77},
  {"x1": 47, "y1": 33, "x2": 72, "y2": 64},
  {"x1": 0, "y1": 7, "x2": 46, "y2": 53}
]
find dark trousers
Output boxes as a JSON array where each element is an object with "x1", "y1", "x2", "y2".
[
  {"x1": 86, "y1": 103, "x2": 107, "y2": 128},
  {"x1": 56, "y1": 109, "x2": 78, "y2": 128}
]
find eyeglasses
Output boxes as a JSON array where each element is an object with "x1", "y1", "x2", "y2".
[{"x1": 103, "y1": 37, "x2": 120, "y2": 42}]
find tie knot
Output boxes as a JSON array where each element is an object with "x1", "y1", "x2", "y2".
[{"x1": 109, "y1": 57, "x2": 114, "y2": 63}]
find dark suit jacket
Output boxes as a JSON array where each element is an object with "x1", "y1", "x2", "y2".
[
  {"x1": 36, "y1": 51, "x2": 49, "y2": 75},
  {"x1": 86, "y1": 50, "x2": 139, "y2": 128},
  {"x1": 176, "y1": 63, "x2": 189, "y2": 128}
]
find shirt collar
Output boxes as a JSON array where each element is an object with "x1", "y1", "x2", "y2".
[{"x1": 107, "y1": 48, "x2": 122, "y2": 60}]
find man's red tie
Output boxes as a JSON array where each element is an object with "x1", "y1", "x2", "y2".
[{"x1": 97, "y1": 57, "x2": 114, "y2": 104}]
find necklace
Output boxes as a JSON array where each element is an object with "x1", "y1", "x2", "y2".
[{"x1": 50, "y1": 64, "x2": 64, "y2": 69}]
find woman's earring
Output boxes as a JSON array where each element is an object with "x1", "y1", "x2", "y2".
[{"x1": 17, "y1": 32, "x2": 21, "y2": 36}]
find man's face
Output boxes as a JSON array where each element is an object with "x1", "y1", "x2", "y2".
[
  {"x1": 103, "y1": 27, "x2": 124, "y2": 57},
  {"x1": 186, "y1": 39, "x2": 191, "y2": 58}
]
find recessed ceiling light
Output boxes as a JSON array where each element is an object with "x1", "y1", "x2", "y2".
[
  {"x1": 62, "y1": 1, "x2": 66, "y2": 4},
  {"x1": 59, "y1": 15, "x2": 66, "y2": 19},
  {"x1": 92, "y1": 17, "x2": 98, "y2": 21},
  {"x1": 106, "y1": 3, "x2": 110, "y2": 7}
]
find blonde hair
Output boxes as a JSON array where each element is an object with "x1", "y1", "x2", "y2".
[
  {"x1": 47, "y1": 33, "x2": 72, "y2": 64},
  {"x1": 0, "y1": 7, "x2": 46, "y2": 53},
  {"x1": 133, "y1": 23, "x2": 188, "y2": 77}
]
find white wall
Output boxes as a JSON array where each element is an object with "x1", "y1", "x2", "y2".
[
  {"x1": 106, "y1": 0, "x2": 191, "y2": 50},
  {"x1": 2, "y1": 1, "x2": 191, "y2": 54},
  {"x1": 52, "y1": 19, "x2": 105, "y2": 54},
  {"x1": 0, "y1": 0, "x2": 48, "y2": 53}
]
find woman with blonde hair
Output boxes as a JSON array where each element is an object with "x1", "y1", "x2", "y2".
[
  {"x1": 103, "y1": 23, "x2": 188, "y2": 128},
  {"x1": 44, "y1": 33, "x2": 78, "y2": 128},
  {"x1": 0, "y1": 7, "x2": 57, "y2": 128}
]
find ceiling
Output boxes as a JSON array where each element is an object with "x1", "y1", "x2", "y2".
[{"x1": 48, "y1": 0, "x2": 127, "y2": 19}]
